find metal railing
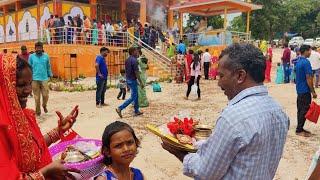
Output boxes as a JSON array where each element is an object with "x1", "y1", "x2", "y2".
[
  {"x1": 2, "y1": 26, "x2": 130, "y2": 47},
  {"x1": 127, "y1": 32, "x2": 173, "y2": 77},
  {"x1": 179, "y1": 30, "x2": 251, "y2": 47}
]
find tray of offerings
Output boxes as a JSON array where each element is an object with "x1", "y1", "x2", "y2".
[{"x1": 146, "y1": 117, "x2": 212, "y2": 153}]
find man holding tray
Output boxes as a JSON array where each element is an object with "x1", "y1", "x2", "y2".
[{"x1": 162, "y1": 43, "x2": 290, "y2": 179}]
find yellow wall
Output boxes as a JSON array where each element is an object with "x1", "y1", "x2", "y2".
[
  {"x1": 40, "y1": 2, "x2": 54, "y2": 16},
  {"x1": 62, "y1": 2, "x2": 91, "y2": 19},
  {"x1": 17, "y1": 7, "x2": 37, "y2": 22},
  {"x1": 0, "y1": 17, "x2": 4, "y2": 26},
  {"x1": 6, "y1": 13, "x2": 16, "y2": 23}
]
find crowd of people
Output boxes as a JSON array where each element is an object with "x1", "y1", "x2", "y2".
[
  {"x1": 1, "y1": 42, "x2": 303, "y2": 180},
  {"x1": 42, "y1": 14, "x2": 130, "y2": 46},
  {"x1": 3, "y1": 35, "x2": 320, "y2": 179}
]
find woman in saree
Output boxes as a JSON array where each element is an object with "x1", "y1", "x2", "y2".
[
  {"x1": 0, "y1": 54, "x2": 80, "y2": 179},
  {"x1": 175, "y1": 51, "x2": 185, "y2": 83},
  {"x1": 137, "y1": 54, "x2": 149, "y2": 107},
  {"x1": 92, "y1": 20, "x2": 98, "y2": 45},
  {"x1": 185, "y1": 49, "x2": 194, "y2": 82}
]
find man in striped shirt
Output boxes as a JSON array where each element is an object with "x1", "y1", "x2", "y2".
[{"x1": 163, "y1": 43, "x2": 289, "y2": 179}]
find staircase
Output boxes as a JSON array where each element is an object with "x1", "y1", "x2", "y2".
[{"x1": 127, "y1": 34, "x2": 173, "y2": 79}]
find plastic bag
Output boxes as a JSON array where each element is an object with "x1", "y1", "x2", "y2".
[
  {"x1": 191, "y1": 84, "x2": 198, "y2": 95},
  {"x1": 152, "y1": 82, "x2": 161, "y2": 92},
  {"x1": 305, "y1": 101, "x2": 320, "y2": 123}
]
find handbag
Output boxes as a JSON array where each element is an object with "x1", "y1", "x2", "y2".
[
  {"x1": 305, "y1": 101, "x2": 320, "y2": 124},
  {"x1": 152, "y1": 82, "x2": 161, "y2": 92}
]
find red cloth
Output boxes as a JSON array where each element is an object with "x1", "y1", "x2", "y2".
[
  {"x1": 265, "y1": 48, "x2": 272, "y2": 82},
  {"x1": 282, "y1": 47, "x2": 291, "y2": 63},
  {"x1": 0, "y1": 54, "x2": 52, "y2": 179},
  {"x1": 18, "y1": 53, "x2": 30, "y2": 62},
  {"x1": 185, "y1": 54, "x2": 193, "y2": 82},
  {"x1": 267, "y1": 47, "x2": 273, "y2": 62},
  {"x1": 265, "y1": 60, "x2": 272, "y2": 82}
]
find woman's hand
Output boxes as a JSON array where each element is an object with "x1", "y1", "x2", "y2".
[
  {"x1": 40, "y1": 160, "x2": 80, "y2": 180},
  {"x1": 56, "y1": 105, "x2": 79, "y2": 135}
]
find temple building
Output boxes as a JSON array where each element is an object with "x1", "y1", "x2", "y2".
[{"x1": 0, "y1": 0, "x2": 261, "y2": 80}]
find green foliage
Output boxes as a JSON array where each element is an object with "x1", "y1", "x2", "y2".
[
  {"x1": 185, "y1": 15, "x2": 224, "y2": 31},
  {"x1": 229, "y1": 0, "x2": 320, "y2": 40}
]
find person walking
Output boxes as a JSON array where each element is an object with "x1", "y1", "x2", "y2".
[
  {"x1": 264, "y1": 44, "x2": 273, "y2": 83},
  {"x1": 295, "y1": 45, "x2": 317, "y2": 137},
  {"x1": 202, "y1": 49, "x2": 211, "y2": 80},
  {"x1": 28, "y1": 42, "x2": 53, "y2": 116},
  {"x1": 309, "y1": 46, "x2": 320, "y2": 88},
  {"x1": 117, "y1": 69, "x2": 126, "y2": 100},
  {"x1": 163, "y1": 43, "x2": 289, "y2": 179},
  {"x1": 176, "y1": 40, "x2": 186, "y2": 55},
  {"x1": 281, "y1": 43, "x2": 291, "y2": 83},
  {"x1": 137, "y1": 54, "x2": 149, "y2": 107},
  {"x1": 116, "y1": 47, "x2": 144, "y2": 118},
  {"x1": 185, "y1": 53, "x2": 201, "y2": 100},
  {"x1": 95, "y1": 47, "x2": 109, "y2": 108}
]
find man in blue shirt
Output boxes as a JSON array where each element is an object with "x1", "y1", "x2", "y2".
[
  {"x1": 95, "y1": 47, "x2": 109, "y2": 108},
  {"x1": 116, "y1": 47, "x2": 144, "y2": 118},
  {"x1": 29, "y1": 42, "x2": 53, "y2": 116},
  {"x1": 176, "y1": 40, "x2": 186, "y2": 55},
  {"x1": 295, "y1": 44, "x2": 317, "y2": 137}
]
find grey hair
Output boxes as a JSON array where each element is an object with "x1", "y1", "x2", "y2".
[{"x1": 219, "y1": 43, "x2": 266, "y2": 83}]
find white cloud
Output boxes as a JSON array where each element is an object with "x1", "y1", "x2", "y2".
[
  {"x1": 6, "y1": 15, "x2": 16, "y2": 42},
  {"x1": 18, "y1": 11, "x2": 38, "y2": 41}
]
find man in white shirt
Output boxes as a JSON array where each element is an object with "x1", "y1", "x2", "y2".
[
  {"x1": 202, "y1": 49, "x2": 211, "y2": 80},
  {"x1": 309, "y1": 46, "x2": 320, "y2": 88}
]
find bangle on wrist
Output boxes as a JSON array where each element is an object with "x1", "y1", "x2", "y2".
[
  {"x1": 28, "y1": 172, "x2": 45, "y2": 180},
  {"x1": 47, "y1": 128, "x2": 61, "y2": 143}
]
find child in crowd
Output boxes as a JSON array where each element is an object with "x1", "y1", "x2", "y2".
[
  {"x1": 275, "y1": 63, "x2": 284, "y2": 84},
  {"x1": 117, "y1": 69, "x2": 126, "y2": 100},
  {"x1": 95, "y1": 121, "x2": 144, "y2": 180}
]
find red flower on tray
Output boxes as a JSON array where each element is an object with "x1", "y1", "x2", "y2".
[{"x1": 167, "y1": 117, "x2": 197, "y2": 137}]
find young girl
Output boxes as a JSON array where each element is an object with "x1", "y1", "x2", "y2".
[{"x1": 96, "y1": 121, "x2": 144, "y2": 180}]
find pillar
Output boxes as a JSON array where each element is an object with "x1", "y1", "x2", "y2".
[
  {"x1": 90, "y1": 0, "x2": 97, "y2": 20},
  {"x1": 178, "y1": 12, "x2": 183, "y2": 37},
  {"x1": 120, "y1": 0, "x2": 127, "y2": 22},
  {"x1": 223, "y1": 7, "x2": 227, "y2": 30},
  {"x1": 37, "y1": 0, "x2": 44, "y2": 26},
  {"x1": 140, "y1": 0, "x2": 147, "y2": 25},
  {"x1": 53, "y1": 0, "x2": 62, "y2": 17},
  {"x1": 15, "y1": 1, "x2": 21, "y2": 41},
  {"x1": 223, "y1": 7, "x2": 228, "y2": 45},
  {"x1": 3, "y1": 6, "x2": 8, "y2": 43},
  {"x1": 167, "y1": 0, "x2": 174, "y2": 29},
  {"x1": 246, "y1": 11, "x2": 251, "y2": 34}
]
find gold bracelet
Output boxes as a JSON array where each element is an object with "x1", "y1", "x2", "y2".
[
  {"x1": 47, "y1": 128, "x2": 60, "y2": 144},
  {"x1": 28, "y1": 172, "x2": 45, "y2": 180}
]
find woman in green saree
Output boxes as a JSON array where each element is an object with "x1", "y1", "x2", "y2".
[
  {"x1": 92, "y1": 20, "x2": 98, "y2": 45},
  {"x1": 138, "y1": 54, "x2": 149, "y2": 107}
]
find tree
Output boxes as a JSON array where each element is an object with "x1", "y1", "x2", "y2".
[
  {"x1": 185, "y1": 14, "x2": 224, "y2": 32},
  {"x1": 230, "y1": 0, "x2": 320, "y2": 40}
]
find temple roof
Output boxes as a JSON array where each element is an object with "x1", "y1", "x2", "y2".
[{"x1": 170, "y1": 0, "x2": 262, "y2": 16}]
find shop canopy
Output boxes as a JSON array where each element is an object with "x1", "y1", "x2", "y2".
[{"x1": 170, "y1": 0, "x2": 262, "y2": 16}]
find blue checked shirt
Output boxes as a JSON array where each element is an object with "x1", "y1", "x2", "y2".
[{"x1": 183, "y1": 86, "x2": 289, "y2": 180}]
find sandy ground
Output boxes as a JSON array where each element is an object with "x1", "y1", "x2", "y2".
[{"x1": 31, "y1": 48, "x2": 320, "y2": 180}]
